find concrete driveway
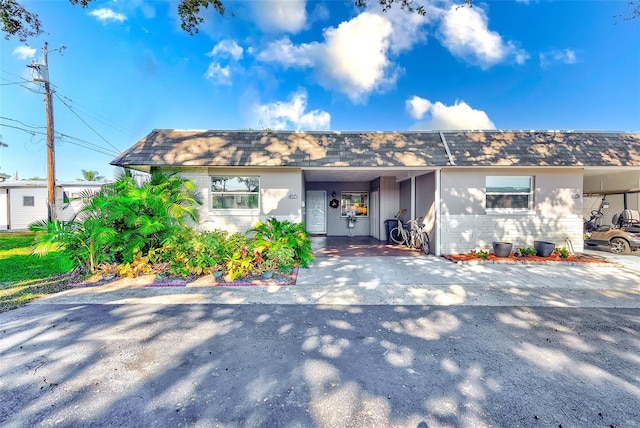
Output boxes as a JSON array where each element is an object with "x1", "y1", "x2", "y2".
[{"x1": 1, "y1": 255, "x2": 639, "y2": 427}]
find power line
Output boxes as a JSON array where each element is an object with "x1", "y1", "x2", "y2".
[
  {"x1": 55, "y1": 92, "x2": 133, "y2": 136},
  {"x1": 56, "y1": 132, "x2": 119, "y2": 157},
  {"x1": 0, "y1": 68, "x2": 32, "y2": 83},
  {"x1": 56, "y1": 135, "x2": 120, "y2": 157},
  {"x1": 0, "y1": 121, "x2": 119, "y2": 157},
  {"x1": 0, "y1": 122, "x2": 46, "y2": 136},
  {"x1": 54, "y1": 92, "x2": 123, "y2": 153},
  {"x1": 0, "y1": 116, "x2": 47, "y2": 129}
]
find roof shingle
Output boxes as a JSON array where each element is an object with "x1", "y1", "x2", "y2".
[{"x1": 111, "y1": 130, "x2": 640, "y2": 168}]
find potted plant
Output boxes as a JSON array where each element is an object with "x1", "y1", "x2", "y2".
[
  {"x1": 210, "y1": 264, "x2": 224, "y2": 279},
  {"x1": 534, "y1": 240, "x2": 556, "y2": 258},
  {"x1": 492, "y1": 242, "x2": 513, "y2": 258},
  {"x1": 260, "y1": 260, "x2": 275, "y2": 279}
]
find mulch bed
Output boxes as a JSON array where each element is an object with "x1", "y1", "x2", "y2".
[{"x1": 443, "y1": 253, "x2": 616, "y2": 265}]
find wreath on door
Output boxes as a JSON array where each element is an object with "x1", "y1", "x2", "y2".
[{"x1": 329, "y1": 198, "x2": 339, "y2": 209}]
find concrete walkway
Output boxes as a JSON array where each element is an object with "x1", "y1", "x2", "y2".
[{"x1": 34, "y1": 253, "x2": 640, "y2": 308}]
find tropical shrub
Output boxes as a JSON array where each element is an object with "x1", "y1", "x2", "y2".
[
  {"x1": 30, "y1": 169, "x2": 202, "y2": 273},
  {"x1": 251, "y1": 217, "x2": 314, "y2": 268}
]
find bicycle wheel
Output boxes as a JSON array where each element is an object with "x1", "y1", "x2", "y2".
[
  {"x1": 409, "y1": 229, "x2": 419, "y2": 249},
  {"x1": 401, "y1": 227, "x2": 411, "y2": 247},
  {"x1": 420, "y1": 232, "x2": 430, "y2": 255},
  {"x1": 389, "y1": 227, "x2": 404, "y2": 244}
]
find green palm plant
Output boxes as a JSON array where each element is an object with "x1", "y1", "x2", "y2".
[
  {"x1": 250, "y1": 217, "x2": 314, "y2": 268},
  {"x1": 30, "y1": 169, "x2": 202, "y2": 273}
]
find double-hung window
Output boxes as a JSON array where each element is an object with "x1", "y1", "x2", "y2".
[
  {"x1": 485, "y1": 176, "x2": 533, "y2": 212},
  {"x1": 211, "y1": 176, "x2": 259, "y2": 209}
]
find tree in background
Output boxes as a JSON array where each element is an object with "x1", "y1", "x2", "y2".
[
  {"x1": 3, "y1": 0, "x2": 438, "y2": 41},
  {"x1": 79, "y1": 169, "x2": 104, "y2": 182}
]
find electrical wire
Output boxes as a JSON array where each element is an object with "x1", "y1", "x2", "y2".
[
  {"x1": 54, "y1": 92, "x2": 123, "y2": 153},
  {"x1": 55, "y1": 92, "x2": 133, "y2": 136},
  {"x1": 0, "y1": 68, "x2": 32, "y2": 83},
  {"x1": 0, "y1": 122, "x2": 119, "y2": 157},
  {"x1": 0, "y1": 123, "x2": 46, "y2": 136},
  {"x1": 56, "y1": 132, "x2": 119, "y2": 157},
  {"x1": 0, "y1": 116, "x2": 47, "y2": 129}
]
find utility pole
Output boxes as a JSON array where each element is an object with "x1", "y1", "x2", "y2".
[{"x1": 28, "y1": 42, "x2": 65, "y2": 221}]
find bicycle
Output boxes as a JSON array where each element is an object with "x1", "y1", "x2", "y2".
[
  {"x1": 407, "y1": 218, "x2": 430, "y2": 255},
  {"x1": 389, "y1": 219, "x2": 410, "y2": 246},
  {"x1": 389, "y1": 209, "x2": 407, "y2": 245}
]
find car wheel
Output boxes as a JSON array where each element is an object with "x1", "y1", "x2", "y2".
[{"x1": 610, "y1": 238, "x2": 631, "y2": 255}]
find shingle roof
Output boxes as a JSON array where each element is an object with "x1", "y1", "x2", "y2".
[
  {"x1": 111, "y1": 130, "x2": 640, "y2": 169},
  {"x1": 444, "y1": 131, "x2": 640, "y2": 167}
]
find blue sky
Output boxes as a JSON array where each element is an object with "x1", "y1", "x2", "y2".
[{"x1": 1, "y1": 0, "x2": 639, "y2": 181}]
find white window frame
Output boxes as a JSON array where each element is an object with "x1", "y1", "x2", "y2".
[
  {"x1": 485, "y1": 176, "x2": 534, "y2": 213},
  {"x1": 23, "y1": 196, "x2": 35, "y2": 207},
  {"x1": 210, "y1": 176, "x2": 260, "y2": 212}
]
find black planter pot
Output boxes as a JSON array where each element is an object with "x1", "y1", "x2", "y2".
[
  {"x1": 492, "y1": 242, "x2": 513, "y2": 258},
  {"x1": 534, "y1": 240, "x2": 555, "y2": 257}
]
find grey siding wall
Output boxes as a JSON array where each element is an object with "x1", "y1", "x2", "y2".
[
  {"x1": 306, "y1": 181, "x2": 370, "y2": 236},
  {"x1": 415, "y1": 172, "x2": 437, "y2": 253}
]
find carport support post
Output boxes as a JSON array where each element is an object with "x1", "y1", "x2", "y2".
[
  {"x1": 411, "y1": 177, "x2": 416, "y2": 220},
  {"x1": 436, "y1": 170, "x2": 441, "y2": 256}
]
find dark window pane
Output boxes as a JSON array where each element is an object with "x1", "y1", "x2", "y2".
[
  {"x1": 212, "y1": 193, "x2": 258, "y2": 209},
  {"x1": 486, "y1": 195, "x2": 530, "y2": 209}
]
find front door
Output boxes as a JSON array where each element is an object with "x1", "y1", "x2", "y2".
[{"x1": 306, "y1": 190, "x2": 326, "y2": 234}]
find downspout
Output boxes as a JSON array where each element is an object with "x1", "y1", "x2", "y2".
[{"x1": 411, "y1": 176, "x2": 416, "y2": 221}]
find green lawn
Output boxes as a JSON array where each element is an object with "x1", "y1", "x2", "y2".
[{"x1": 0, "y1": 231, "x2": 75, "y2": 312}]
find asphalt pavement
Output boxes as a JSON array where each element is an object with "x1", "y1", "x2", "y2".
[{"x1": 1, "y1": 252, "x2": 639, "y2": 427}]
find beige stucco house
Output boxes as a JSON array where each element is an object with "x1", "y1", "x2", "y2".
[{"x1": 111, "y1": 130, "x2": 640, "y2": 255}]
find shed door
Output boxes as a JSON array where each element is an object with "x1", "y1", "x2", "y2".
[{"x1": 306, "y1": 191, "x2": 326, "y2": 234}]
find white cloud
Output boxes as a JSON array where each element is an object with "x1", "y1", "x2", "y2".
[
  {"x1": 12, "y1": 46, "x2": 36, "y2": 60},
  {"x1": 406, "y1": 96, "x2": 432, "y2": 120},
  {"x1": 407, "y1": 98, "x2": 496, "y2": 130},
  {"x1": 316, "y1": 12, "x2": 395, "y2": 103},
  {"x1": 438, "y1": 5, "x2": 528, "y2": 69},
  {"x1": 205, "y1": 40, "x2": 244, "y2": 84},
  {"x1": 257, "y1": 11, "x2": 425, "y2": 103},
  {"x1": 209, "y1": 39, "x2": 244, "y2": 60},
  {"x1": 89, "y1": 8, "x2": 127, "y2": 23},
  {"x1": 252, "y1": 0, "x2": 307, "y2": 33},
  {"x1": 256, "y1": 37, "x2": 316, "y2": 68},
  {"x1": 539, "y1": 49, "x2": 578, "y2": 68},
  {"x1": 252, "y1": 90, "x2": 330, "y2": 130},
  {"x1": 204, "y1": 63, "x2": 232, "y2": 85}
]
